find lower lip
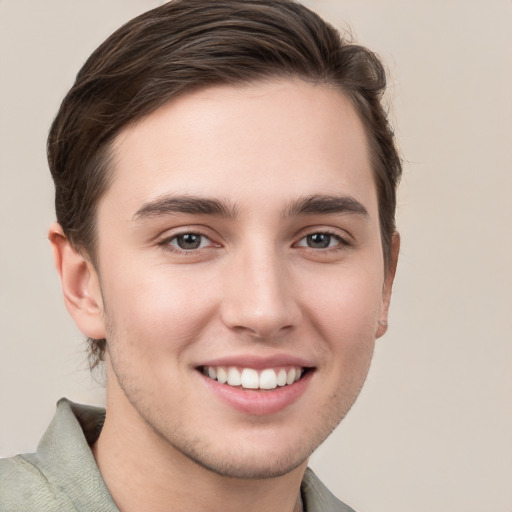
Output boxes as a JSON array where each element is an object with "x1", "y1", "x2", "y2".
[{"x1": 198, "y1": 370, "x2": 313, "y2": 416}]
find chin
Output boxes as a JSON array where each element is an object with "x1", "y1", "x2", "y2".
[
  {"x1": 177, "y1": 441, "x2": 311, "y2": 480},
  {"x1": 156, "y1": 409, "x2": 344, "y2": 481}
]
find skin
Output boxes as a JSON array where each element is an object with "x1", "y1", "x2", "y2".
[{"x1": 50, "y1": 79, "x2": 399, "y2": 512}]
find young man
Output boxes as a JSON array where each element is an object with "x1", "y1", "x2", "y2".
[{"x1": 0, "y1": 1, "x2": 400, "y2": 510}]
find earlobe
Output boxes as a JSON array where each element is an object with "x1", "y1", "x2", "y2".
[
  {"x1": 48, "y1": 223, "x2": 106, "y2": 339},
  {"x1": 376, "y1": 231, "x2": 400, "y2": 339}
]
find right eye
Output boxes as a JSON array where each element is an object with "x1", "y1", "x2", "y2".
[{"x1": 164, "y1": 232, "x2": 214, "y2": 251}]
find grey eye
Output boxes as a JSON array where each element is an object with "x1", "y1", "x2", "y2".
[
  {"x1": 305, "y1": 233, "x2": 334, "y2": 249},
  {"x1": 174, "y1": 233, "x2": 203, "y2": 250}
]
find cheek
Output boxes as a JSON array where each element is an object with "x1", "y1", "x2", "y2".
[
  {"x1": 303, "y1": 263, "x2": 385, "y2": 340},
  {"x1": 301, "y1": 263, "x2": 384, "y2": 389},
  {"x1": 101, "y1": 261, "x2": 218, "y2": 355}
]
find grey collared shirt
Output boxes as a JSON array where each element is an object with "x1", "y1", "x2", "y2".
[{"x1": 0, "y1": 399, "x2": 356, "y2": 511}]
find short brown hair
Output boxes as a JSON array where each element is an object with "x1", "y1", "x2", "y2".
[{"x1": 48, "y1": 0, "x2": 401, "y2": 368}]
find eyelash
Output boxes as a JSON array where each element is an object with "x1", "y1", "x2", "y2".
[
  {"x1": 159, "y1": 231, "x2": 217, "y2": 254},
  {"x1": 158, "y1": 229, "x2": 350, "y2": 255},
  {"x1": 294, "y1": 230, "x2": 350, "y2": 252}
]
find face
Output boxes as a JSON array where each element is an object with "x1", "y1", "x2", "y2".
[{"x1": 85, "y1": 80, "x2": 396, "y2": 478}]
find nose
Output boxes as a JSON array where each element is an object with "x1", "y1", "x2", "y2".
[{"x1": 220, "y1": 248, "x2": 302, "y2": 339}]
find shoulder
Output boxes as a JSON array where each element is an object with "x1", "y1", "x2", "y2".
[
  {"x1": 301, "y1": 467, "x2": 358, "y2": 512},
  {"x1": 0, "y1": 453, "x2": 75, "y2": 511},
  {"x1": 0, "y1": 399, "x2": 116, "y2": 512}
]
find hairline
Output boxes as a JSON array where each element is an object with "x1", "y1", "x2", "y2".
[{"x1": 79, "y1": 74, "x2": 393, "y2": 272}]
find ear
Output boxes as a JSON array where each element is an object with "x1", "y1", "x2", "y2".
[
  {"x1": 376, "y1": 231, "x2": 400, "y2": 339},
  {"x1": 48, "y1": 223, "x2": 106, "y2": 339}
]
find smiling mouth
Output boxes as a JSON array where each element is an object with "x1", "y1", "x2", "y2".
[{"x1": 199, "y1": 366, "x2": 311, "y2": 390}]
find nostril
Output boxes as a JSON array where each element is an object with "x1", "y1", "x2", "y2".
[{"x1": 220, "y1": 263, "x2": 302, "y2": 337}]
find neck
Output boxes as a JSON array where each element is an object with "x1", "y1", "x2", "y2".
[{"x1": 92, "y1": 373, "x2": 306, "y2": 512}]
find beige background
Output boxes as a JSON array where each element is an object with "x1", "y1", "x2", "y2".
[{"x1": 1, "y1": 1, "x2": 511, "y2": 511}]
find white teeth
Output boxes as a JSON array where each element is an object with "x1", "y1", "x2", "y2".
[
  {"x1": 204, "y1": 366, "x2": 305, "y2": 390},
  {"x1": 241, "y1": 368, "x2": 259, "y2": 389},
  {"x1": 217, "y1": 367, "x2": 228, "y2": 384},
  {"x1": 227, "y1": 367, "x2": 242, "y2": 386},
  {"x1": 259, "y1": 369, "x2": 277, "y2": 389},
  {"x1": 277, "y1": 369, "x2": 287, "y2": 386}
]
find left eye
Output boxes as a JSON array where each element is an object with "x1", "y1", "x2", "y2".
[
  {"x1": 167, "y1": 233, "x2": 212, "y2": 250},
  {"x1": 296, "y1": 233, "x2": 342, "y2": 249}
]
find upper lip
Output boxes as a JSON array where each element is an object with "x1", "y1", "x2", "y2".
[{"x1": 196, "y1": 354, "x2": 315, "y2": 370}]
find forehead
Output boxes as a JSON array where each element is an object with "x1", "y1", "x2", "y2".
[{"x1": 104, "y1": 79, "x2": 377, "y2": 219}]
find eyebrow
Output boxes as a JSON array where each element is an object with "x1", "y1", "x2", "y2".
[
  {"x1": 133, "y1": 195, "x2": 239, "y2": 220},
  {"x1": 132, "y1": 193, "x2": 368, "y2": 221},
  {"x1": 284, "y1": 194, "x2": 369, "y2": 218}
]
